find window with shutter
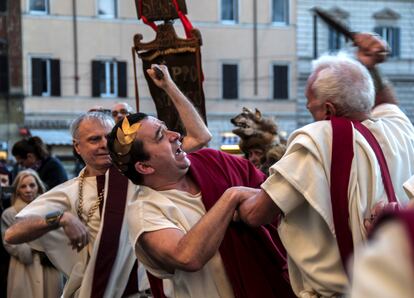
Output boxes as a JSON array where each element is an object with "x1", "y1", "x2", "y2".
[
  {"x1": 374, "y1": 26, "x2": 400, "y2": 58},
  {"x1": 92, "y1": 60, "x2": 102, "y2": 98},
  {"x1": 29, "y1": 0, "x2": 48, "y2": 14},
  {"x1": 328, "y1": 28, "x2": 343, "y2": 52},
  {"x1": 51, "y1": 59, "x2": 61, "y2": 96},
  {"x1": 222, "y1": 64, "x2": 238, "y2": 99},
  {"x1": 117, "y1": 61, "x2": 127, "y2": 98},
  {"x1": 92, "y1": 60, "x2": 124, "y2": 98},
  {"x1": 272, "y1": 0, "x2": 289, "y2": 24},
  {"x1": 0, "y1": 55, "x2": 8, "y2": 93},
  {"x1": 98, "y1": 0, "x2": 117, "y2": 18},
  {"x1": 273, "y1": 65, "x2": 288, "y2": 100},
  {"x1": 31, "y1": 57, "x2": 60, "y2": 97},
  {"x1": 0, "y1": 0, "x2": 6, "y2": 12},
  {"x1": 221, "y1": 0, "x2": 238, "y2": 22},
  {"x1": 31, "y1": 58, "x2": 44, "y2": 96}
]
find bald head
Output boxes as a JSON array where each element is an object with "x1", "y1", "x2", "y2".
[{"x1": 111, "y1": 102, "x2": 134, "y2": 123}]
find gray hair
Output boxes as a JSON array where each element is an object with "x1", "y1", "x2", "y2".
[
  {"x1": 112, "y1": 102, "x2": 134, "y2": 113},
  {"x1": 311, "y1": 52, "x2": 375, "y2": 116},
  {"x1": 70, "y1": 112, "x2": 115, "y2": 139}
]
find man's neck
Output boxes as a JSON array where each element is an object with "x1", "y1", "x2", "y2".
[
  {"x1": 334, "y1": 111, "x2": 371, "y2": 122},
  {"x1": 146, "y1": 174, "x2": 200, "y2": 195},
  {"x1": 84, "y1": 166, "x2": 109, "y2": 177}
]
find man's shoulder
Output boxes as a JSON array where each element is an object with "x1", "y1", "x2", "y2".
[
  {"x1": 189, "y1": 148, "x2": 245, "y2": 170},
  {"x1": 189, "y1": 147, "x2": 219, "y2": 157},
  {"x1": 190, "y1": 147, "x2": 239, "y2": 160},
  {"x1": 288, "y1": 121, "x2": 332, "y2": 144}
]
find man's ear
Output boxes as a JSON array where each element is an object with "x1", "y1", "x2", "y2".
[
  {"x1": 135, "y1": 161, "x2": 155, "y2": 175},
  {"x1": 73, "y1": 140, "x2": 81, "y2": 155},
  {"x1": 325, "y1": 101, "x2": 336, "y2": 117}
]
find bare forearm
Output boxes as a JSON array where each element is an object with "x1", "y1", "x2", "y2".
[
  {"x1": 369, "y1": 67, "x2": 398, "y2": 107},
  {"x1": 4, "y1": 216, "x2": 54, "y2": 244},
  {"x1": 375, "y1": 83, "x2": 398, "y2": 107},
  {"x1": 169, "y1": 192, "x2": 238, "y2": 271},
  {"x1": 239, "y1": 190, "x2": 280, "y2": 227},
  {"x1": 164, "y1": 83, "x2": 211, "y2": 152}
]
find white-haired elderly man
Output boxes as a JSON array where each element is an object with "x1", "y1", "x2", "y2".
[{"x1": 225, "y1": 33, "x2": 414, "y2": 297}]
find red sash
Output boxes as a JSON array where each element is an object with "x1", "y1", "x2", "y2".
[
  {"x1": 330, "y1": 117, "x2": 397, "y2": 271},
  {"x1": 91, "y1": 166, "x2": 138, "y2": 297}
]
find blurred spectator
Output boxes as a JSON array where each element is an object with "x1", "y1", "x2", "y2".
[
  {"x1": 1, "y1": 169, "x2": 63, "y2": 298},
  {"x1": 0, "y1": 164, "x2": 12, "y2": 209},
  {"x1": 12, "y1": 137, "x2": 68, "y2": 190},
  {"x1": 111, "y1": 102, "x2": 134, "y2": 123},
  {"x1": 0, "y1": 164, "x2": 12, "y2": 298},
  {"x1": 0, "y1": 164, "x2": 11, "y2": 188}
]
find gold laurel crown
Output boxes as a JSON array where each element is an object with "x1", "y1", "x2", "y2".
[{"x1": 113, "y1": 117, "x2": 141, "y2": 171}]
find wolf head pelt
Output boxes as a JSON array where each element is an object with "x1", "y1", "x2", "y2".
[{"x1": 231, "y1": 107, "x2": 279, "y2": 147}]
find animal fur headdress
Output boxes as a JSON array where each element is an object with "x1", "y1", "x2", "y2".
[{"x1": 231, "y1": 107, "x2": 279, "y2": 152}]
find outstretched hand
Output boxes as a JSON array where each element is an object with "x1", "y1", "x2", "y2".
[
  {"x1": 353, "y1": 32, "x2": 389, "y2": 68},
  {"x1": 59, "y1": 212, "x2": 89, "y2": 252}
]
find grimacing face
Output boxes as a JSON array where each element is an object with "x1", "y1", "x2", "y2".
[{"x1": 135, "y1": 117, "x2": 190, "y2": 177}]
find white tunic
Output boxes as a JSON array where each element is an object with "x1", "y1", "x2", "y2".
[
  {"x1": 127, "y1": 186, "x2": 234, "y2": 298},
  {"x1": 262, "y1": 104, "x2": 414, "y2": 297},
  {"x1": 16, "y1": 168, "x2": 139, "y2": 298},
  {"x1": 349, "y1": 221, "x2": 414, "y2": 298}
]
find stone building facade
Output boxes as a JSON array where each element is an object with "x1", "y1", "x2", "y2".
[
  {"x1": 0, "y1": 0, "x2": 24, "y2": 160},
  {"x1": 20, "y1": 0, "x2": 297, "y2": 159},
  {"x1": 296, "y1": 0, "x2": 414, "y2": 127}
]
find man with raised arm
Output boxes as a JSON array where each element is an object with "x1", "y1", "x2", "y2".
[
  {"x1": 229, "y1": 33, "x2": 414, "y2": 297},
  {"x1": 4, "y1": 65, "x2": 211, "y2": 298}
]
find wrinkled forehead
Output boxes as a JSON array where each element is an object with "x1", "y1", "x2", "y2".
[
  {"x1": 142, "y1": 116, "x2": 164, "y2": 127},
  {"x1": 79, "y1": 118, "x2": 113, "y2": 135},
  {"x1": 135, "y1": 117, "x2": 164, "y2": 138}
]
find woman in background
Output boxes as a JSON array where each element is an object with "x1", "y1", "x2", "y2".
[
  {"x1": 12, "y1": 137, "x2": 68, "y2": 189},
  {"x1": 1, "y1": 169, "x2": 63, "y2": 298}
]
